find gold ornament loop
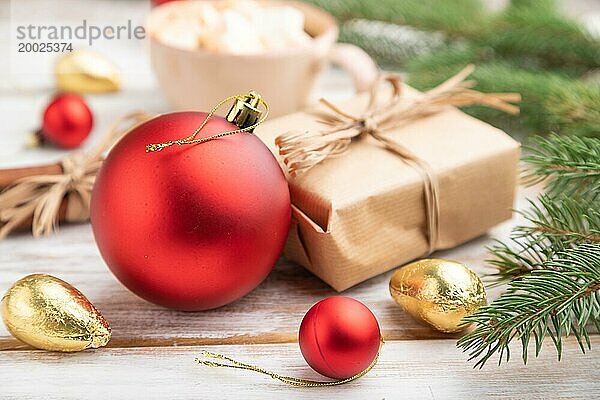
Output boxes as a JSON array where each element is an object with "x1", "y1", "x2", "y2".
[
  {"x1": 145, "y1": 92, "x2": 270, "y2": 153},
  {"x1": 195, "y1": 340, "x2": 383, "y2": 387}
]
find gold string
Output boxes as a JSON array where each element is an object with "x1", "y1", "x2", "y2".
[
  {"x1": 145, "y1": 93, "x2": 270, "y2": 153},
  {"x1": 195, "y1": 341, "x2": 383, "y2": 387}
]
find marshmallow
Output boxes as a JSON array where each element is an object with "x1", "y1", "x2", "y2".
[{"x1": 153, "y1": 0, "x2": 311, "y2": 53}]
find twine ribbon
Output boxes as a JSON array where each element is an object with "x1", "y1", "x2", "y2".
[
  {"x1": 0, "y1": 111, "x2": 151, "y2": 239},
  {"x1": 145, "y1": 93, "x2": 269, "y2": 153},
  {"x1": 275, "y1": 65, "x2": 520, "y2": 253},
  {"x1": 196, "y1": 341, "x2": 382, "y2": 387}
]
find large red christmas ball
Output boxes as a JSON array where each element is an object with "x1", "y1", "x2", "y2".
[
  {"x1": 299, "y1": 297, "x2": 381, "y2": 379},
  {"x1": 41, "y1": 93, "x2": 93, "y2": 149},
  {"x1": 91, "y1": 112, "x2": 291, "y2": 311}
]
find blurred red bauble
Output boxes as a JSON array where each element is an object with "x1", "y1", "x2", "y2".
[
  {"x1": 152, "y1": 0, "x2": 177, "y2": 6},
  {"x1": 40, "y1": 93, "x2": 93, "y2": 149},
  {"x1": 91, "y1": 112, "x2": 291, "y2": 311},
  {"x1": 299, "y1": 297, "x2": 381, "y2": 379}
]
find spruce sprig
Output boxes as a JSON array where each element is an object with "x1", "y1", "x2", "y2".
[
  {"x1": 304, "y1": 0, "x2": 486, "y2": 38},
  {"x1": 459, "y1": 244, "x2": 600, "y2": 368},
  {"x1": 459, "y1": 135, "x2": 600, "y2": 366},
  {"x1": 523, "y1": 135, "x2": 600, "y2": 199},
  {"x1": 406, "y1": 48, "x2": 600, "y2": 138},
  {"x1": 479, "y1": 1, "x2": 600, "y2": 72},
  {"x1": 339, "y1": 19, "x2": 445, "y2": 69},
  {"x1": 310, "y1": 0, "x2": 600, "y2": 73},
  {"x1": 487, "y1": 195, "x2": 600, "y2": 284}
]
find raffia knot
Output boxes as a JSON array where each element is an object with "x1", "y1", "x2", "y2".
[
  {"x1": 61, "y1": 153, "x2": 88, "y2": 189},
  {"x1": 361, "y1": 116, "x2": 378, "y2": 135}
]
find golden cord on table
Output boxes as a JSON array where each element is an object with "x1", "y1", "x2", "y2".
[
  {"x1": 145, "y1": 91, "x2": 269, "y2": 153},
  {"x1": 0, "y1": 111, "x2": 151, "y2": 240},
  {"x1": 195, "y1": 343, "x2": 382, "y2": 387},
  {"x1": 275, "y1": 64, "x2": 520, "y2": 254}
]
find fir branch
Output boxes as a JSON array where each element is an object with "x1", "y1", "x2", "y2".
[
  {"x1": 518, "y1": 197, "x2": 600, "y2": 243},
  {"x1": 303, "y1": 0, "x2": 487, "y2": 38},
  {"x1": 462, "y1": 135, "x2": 600, "y2": 366},
  {"x1": 508, "y1": 0, "x2": 556, "y2": 8},
  {"x1": 487, "y1": 195, "x2": 600, "y2": 283},
  {"x1": 305, "y1": 0, "x2": 600, "y2": 72},
  {"x1": 486, "y1": 135, "x2": 600, "y2": 283},
  {"x1": 479, "y1": 1, "x2": 600, "y2": 72},
  {"x1": 458, "y1": 244, "x2": 600, "y2": 368},
  {"x1": 339, "y1": 19, "x2": 444, "y2": 69},
  {"x1": 406, "y1": 50, "x2": 600, "y2": 137},
  {"x1": 523, "y1": 135, "x2": 600, "y2": 199}
]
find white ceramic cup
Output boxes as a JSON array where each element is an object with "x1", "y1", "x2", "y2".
[{"x1": 147, "y1": 0, "x2": 378, "y2": 117}]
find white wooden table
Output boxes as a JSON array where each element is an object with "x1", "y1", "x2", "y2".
[{"x1": 1, "y1": 1, "x2": 599, "y2": 399}]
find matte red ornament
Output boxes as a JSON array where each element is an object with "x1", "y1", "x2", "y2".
[
  {"x1": 299, "y1": 296, "x2": 381, "y2": 380},
  {"x1": 41, "y1": 93, "x2": 93, "y2": 149},
  {"x1": 91, "y1": 112, "x2": 291, "y2": 311}
]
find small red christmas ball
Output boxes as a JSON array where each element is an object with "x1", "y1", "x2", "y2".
[
  {"x1": 41, "y1": 93, "x2": 93, "y2": 149},
  {"x1": 299, "y1": 297, "x2": 381, "y2": 379},
  {"x1": 91, "y1": 112, "x2": 291, "y2": 311}
]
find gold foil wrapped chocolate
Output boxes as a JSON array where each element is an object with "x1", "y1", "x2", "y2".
[
  {"x1": 55, "y1": 50, "x2": 121, "y2": 93},
  {"x1": 1, "y1": 274, "x2": 111, "y2": 352},
  {"x1": 389, "y1": 259, "x2": 487, "y2": 333}
]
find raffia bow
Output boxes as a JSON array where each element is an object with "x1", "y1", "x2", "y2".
[
  {"x1": 0, "y1": 111, "x2": 150, "y2": 239},
  {"x1": 275, "y1": 65, "x2": 521, "y2": 253}
]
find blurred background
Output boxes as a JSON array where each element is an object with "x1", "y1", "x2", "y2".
[{"x1": 0, "y1": 0, "x2": 598, "y2": 165}]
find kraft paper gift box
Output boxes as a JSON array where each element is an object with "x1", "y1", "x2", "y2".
[{"x1": 254, "y1": 77, "x2": 520, "y2": 291}]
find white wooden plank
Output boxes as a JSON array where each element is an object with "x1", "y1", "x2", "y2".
[{"x1": 1, "y1": 338, "x2": 598, "y2": 399}]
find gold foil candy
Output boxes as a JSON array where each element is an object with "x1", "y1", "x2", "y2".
[
  {"x1": 389, "y1": 259, "x2": 487, "y2": 333},
  {"x1": 55, "y1": 50, "x2": 121, "y2": 93},
  {"x1": 1, "y1": 274, "x2": 111, "y2": 352}
]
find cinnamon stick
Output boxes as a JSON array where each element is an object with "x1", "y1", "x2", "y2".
[
  {"x1": 0, "y1": 163, "x2": 69, "y2": 232},
  {"x1": 0, "y1": 163, "x2": 63, "y2": 189}
]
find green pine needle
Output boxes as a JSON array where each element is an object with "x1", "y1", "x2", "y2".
[
  {"x1": 479, "y1": 1, "x2": 600, "y2": 72},
  {"x1": 486, "y1": 195, "x2": 600, "y2": 284},
  {"x1": 303, "y1": 0, "x2": 486, "y2": 38},
  {"x1": 339, "y1": 19, "x2": 444, "y2": 69},
  {"x1": 459, "y1": 244, "x2": 600, "y2": 368},
  {"x1": 406, "y1": 51, "x2": 600, "y2": 137},
  {"x1": 523, "y1": 135, "x2": 600, "y2": 199},
  {"x1": 306, "y1": 0, "x2": 600, "y2": 72},
  {"x1": 487, "y1": 135, "x2": 600, "y2": 283},
  {"x1": 460, "y1": 135, "x2": 600, "y2": 367}
]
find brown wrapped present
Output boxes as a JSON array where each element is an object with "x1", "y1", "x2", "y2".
[{"x1": 254, "y1": 66, "x2": 521, "y2": 291}]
